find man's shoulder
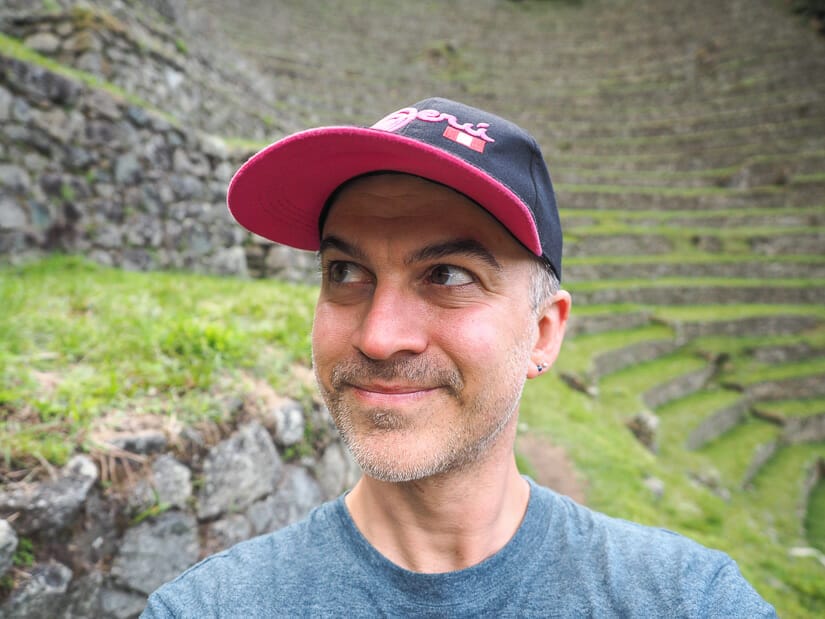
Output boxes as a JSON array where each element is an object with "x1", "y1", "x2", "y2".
[
  {"x1": 532, "y1": 481, "x2": 720, "y2": 558},
  {"x1": 528, "y1": 482, "x2": 776, "y2": 617},
  {"x1": 142, "y1": 498, "x2": 346, "y2": 618}
]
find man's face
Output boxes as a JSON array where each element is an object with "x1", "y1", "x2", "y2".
[{"x1": 312, "y1": 174, "x2": 543, "y2": 482}]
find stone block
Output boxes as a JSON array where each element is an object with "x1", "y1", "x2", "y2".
[
  {"x1": 208, "y1": 246, "x2": 248, "y2": 277},
  {"x1": 315, "y1": 441, "x2": 361, "y2": 500},
  {"x1": 0, "y1": 165, "x2": 31, "y2": 193},
  {"x1": 24, "y1": 32, "x2": 61, "y2": 54},
  {"x1": 114, "y1": 152, "x2": 142, "y2": 185},
  {"x1": 130, "y1": 455, "x2": 192, "y2": 513},
  {"x1": 0, "y1": 85, "x2": 12, "y2": 121},
  {"x1": 269, "y1": 398, "x2": 306, "y2": 447},
  {"x1": 0, "y1": 519, "x2": 17, "y2": 578},
  {"x1": 0, "y1": 455, "x2": 98, "y2": 535},
  {"x1": 5, "y1": 57, "x2": 82, "y2": 105},
  {"x1": 686, "y1": 399, "x2": 750, "y2": 450},
  {"x1": 626, "y1": 411, "x2": 659, "y2": 452},
  {"x1": 111, "y1": 510, "x2": 199, "y2": 596},
  {"x1": 205, "y1": 513, "x2": 252, "y2": 553},
  {"x1": 64, "y1": 571, "x2": 104, "y2": 619},
  {"x1": 246, "y1": 465, "x2": 323, "y2": 535},
  {"x1": 196, "y1": 421, "x2": 283, "y2": 520},
  {"x1": 63, "y1": 30, "x2": 102, "y2": 54},
  {"x1": 100, "y1": 587, "x2": 147, "y2": 619},
  {"x1": 0, "y1": 197, "x2": 27, "y2": 230},
  {"x1": 0, "y1": 560, "x2": 73, "y2": 619}
]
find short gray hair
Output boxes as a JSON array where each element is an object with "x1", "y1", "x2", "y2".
[{"x1": 528, "y1": 256, "x2": 560, "y2": 314}]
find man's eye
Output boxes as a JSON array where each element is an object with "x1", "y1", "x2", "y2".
[
  {"x1": 328, "y1": 261, "x2": 368, "y2": 284},
  {"x1": 428, "y1": 265, "x2": 474, "y2": 286}
]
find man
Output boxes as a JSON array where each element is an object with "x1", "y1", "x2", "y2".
[{"x1": 143, "y1": 98, "x2": 776, "y2": 617}]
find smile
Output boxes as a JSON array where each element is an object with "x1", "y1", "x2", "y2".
[{"x1": 348, "y1": 382, "x2": 441, "y2": 405}]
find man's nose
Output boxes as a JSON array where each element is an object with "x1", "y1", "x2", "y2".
[{"x1": 353, "y1": 283, "x2": 428, "y2": 360}]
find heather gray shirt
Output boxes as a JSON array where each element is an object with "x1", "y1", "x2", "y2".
[{"x1": 142, "y1": 479, "x2": 777, "y2": 618}]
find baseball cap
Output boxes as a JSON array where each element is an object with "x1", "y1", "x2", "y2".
[{"x1": 227, "y1": 97, "x2": 563, "y2": 280}]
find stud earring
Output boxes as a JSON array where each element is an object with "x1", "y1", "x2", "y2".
[{"x1": 536, "y1": 363, "x2": 547, "y2": 373}]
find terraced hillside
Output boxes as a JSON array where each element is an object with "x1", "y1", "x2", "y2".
[
  {"x1": 1, "y1": 0, "x2": 823, "y2": 615},
  {"x1": 195, "y1": 0, "x2": 825, "y2": 613}
]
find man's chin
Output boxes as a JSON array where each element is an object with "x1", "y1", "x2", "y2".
[{"x1": 342, "y1": 434, "x2": 450, "y2": 483}]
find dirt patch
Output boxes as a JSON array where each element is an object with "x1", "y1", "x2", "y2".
[{"x1": 516, "y1": 434, "x2": 587, "y2": 505}]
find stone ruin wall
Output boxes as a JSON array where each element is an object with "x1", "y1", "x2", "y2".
[
  {"x1": 0, "y1": 6, "x2": 338, "y2": 616},
  {"x1": 1, "y1": 1, "x2": 277, "y2": 140},
  {"x1": 0, "y1": 5, "x2": 319, "y2": 283},
  {"x1": 0, "y1": 405, "x2": 361, "y2": 618}
]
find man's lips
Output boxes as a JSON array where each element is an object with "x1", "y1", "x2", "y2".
[{"x1": 347, "y1": 382, "x2": 440, "y2": 402}]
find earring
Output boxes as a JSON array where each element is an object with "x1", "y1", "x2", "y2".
[{"x1": 536, "y1": 363, "x2": 547, "y2": 373}]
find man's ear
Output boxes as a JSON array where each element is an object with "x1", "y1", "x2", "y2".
[{"x1": 527, "y1": 290, "x2": 572, "y2": 379}]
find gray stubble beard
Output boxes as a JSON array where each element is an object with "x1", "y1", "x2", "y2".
[{"x1": 313, "y1": 342, "x2": 530, "y2": 483}]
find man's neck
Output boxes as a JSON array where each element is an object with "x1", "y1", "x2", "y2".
[{"x1": 344, "y1": 437, "x2": 530, "y2": 574}]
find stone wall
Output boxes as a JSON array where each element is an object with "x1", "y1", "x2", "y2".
[
  {"x1": 741, "y1": 440, "x2": 779, "y2": 488},
  {"x1": 0, "y1": 401, "x2": 360, "y2": 618},
  {"x1": 590, "y1": 339, "x2": 678, "y2": 380},
  {"x1": 565, "y1": 311, "x2": 652, "y2": 337},
  {"x1": 673, "y1": 315, "x2": 821, "y2": 342},
  {"x1": 0, "y1": 51, "x2": 316, "y2": 282},
  {"x1": 686, "y1": 398, "x2": 751, "y2": 450},
  {"x1": 575, "y1": 285, "x2": 825, "y2": 306},
  {"x1": 784, "y1": 413, "x2": 825, "y2": 444},
  {"x1": 746, "y1": 375, "x2": 825, "y2": 401},
  {"x1": 0, "y1": 1, "x2": 277, "y2": 140},
  {"x1": 642, "y1": 364, "x2": 716, "y2": 410}
]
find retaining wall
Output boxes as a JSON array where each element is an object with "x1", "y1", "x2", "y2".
[
  {"x1": 0, "y1": 52, "x2": 316, "y2": 282},
  {"x1": 0, "y1": 400, "x2": 359, "y2": 618}
]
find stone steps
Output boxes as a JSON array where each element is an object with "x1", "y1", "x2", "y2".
[
  {"x1": 744, "y1": 443, "x2": 825, "y2": 530},
  {"x1": 692, "y1": 411, "x2": 780, "y2": 485},
  {"x1": 550, "y1": 147, "x2": 825, "y2": 175},
  {"x1": 582, "y1": 209, "x2": 825, "y2": 229},
  {"x1": 685, "y1": 374, "x2": 825, "y2": 450},
  {"x1": 572, "y1": 282, "x2": 825, "y2": 306},
  {"x1": 565, "y1": 310, "x2": 653, "y2": 338},
  {"x1": 558, "y1": 186, "x2": 822, "y2": 210},
  {"x1": 564, "y1": 231, "x2": 825, "y2": 259},
  {"x1": 564, "y1": 261, "x2": 825, "y2": 282},
  {"x1": 548, "y1": 120, "x2": 825, "y2": 157}
]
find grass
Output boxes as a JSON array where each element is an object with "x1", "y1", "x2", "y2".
[
  {"x1": 806, "y1": 472, "x2": 825, "y2": 553},
  {"x1": 758, "y1": 398, "x2": 825, "y2": 419},
  {"x1": 0, "y1": 256, "x2": 315, "y2": 468}
]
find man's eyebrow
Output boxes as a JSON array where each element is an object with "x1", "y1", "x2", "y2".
[
  {"x1": 407, "y1": 239, "x2": 501, "y2": 270},
  {"x1": 318, "y1": 236, "x2": 367, "y2": 262}
]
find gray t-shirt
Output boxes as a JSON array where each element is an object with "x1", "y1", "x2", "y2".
[{"x1": 142, "y1": 479, "x2": 776, "y2": 618}]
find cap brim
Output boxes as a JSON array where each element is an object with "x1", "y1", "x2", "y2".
[{"x1": 227, "y1": 126, "x2": 541, "y2": 255}]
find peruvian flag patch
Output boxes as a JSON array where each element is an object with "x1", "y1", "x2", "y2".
[{"x1": 443, "y1": 127, "x2": 487, "y2": 153}]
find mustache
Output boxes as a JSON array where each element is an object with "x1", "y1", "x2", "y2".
[{"x1": 329, "y1": 355, "x2": 464, "y2": 396}]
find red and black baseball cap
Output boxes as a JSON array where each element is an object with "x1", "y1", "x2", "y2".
[{"x1": 227, "y1": 97, "x2": 563, "y2": 280}]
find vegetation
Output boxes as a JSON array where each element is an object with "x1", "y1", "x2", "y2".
[{"x1": 0, "y1": 256, "x2": 315, "y2": 469}]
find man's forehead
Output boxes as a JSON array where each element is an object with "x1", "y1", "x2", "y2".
[
  {"x1": 321, "y1": 174, "x2": 539, "y2": 274},
  {"x1": 323, "y1": 173, "x2": 523, "y2": 246}
]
